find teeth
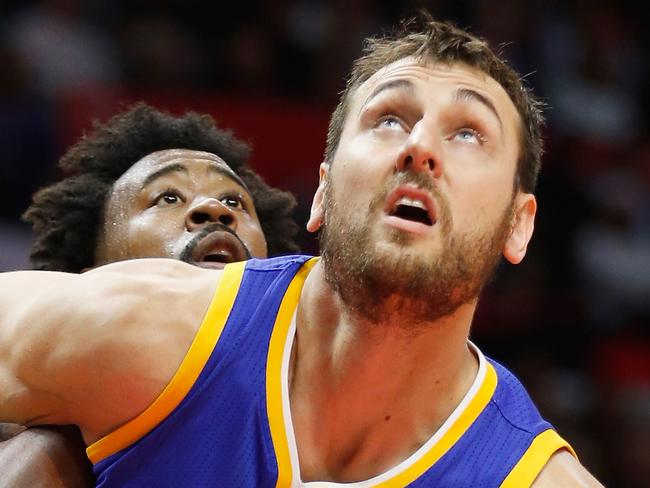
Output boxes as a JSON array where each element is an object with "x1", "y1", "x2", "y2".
[{"x1": 395, "y1": 196, "x2": 427, "y2": 210}]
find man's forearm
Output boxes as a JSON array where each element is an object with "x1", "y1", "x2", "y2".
[{"x1": 0, "y1": 426, "x2": 93, "y2": 487}]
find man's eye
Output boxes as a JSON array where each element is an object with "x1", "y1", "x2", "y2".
[
  {"x1": 453, "y1": 128, "x2": 484, "y2": 145},
  {"x1": 376, "y1": 115, "x2": 403, "y2": 130},
  {"x1": 220, "y1": 196, "x2": 243, "y2": 209},
  {"x1": 153, "y1": 190, "x2": 184, "y2": 206}
]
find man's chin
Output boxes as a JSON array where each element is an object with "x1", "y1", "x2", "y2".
[{"x1": 374, "y1": 236, "x2": 443, "y2": 263}]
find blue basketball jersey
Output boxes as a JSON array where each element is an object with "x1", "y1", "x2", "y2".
[{"x1": 88, "y1": 255, "x2": 575, "y2": 487}]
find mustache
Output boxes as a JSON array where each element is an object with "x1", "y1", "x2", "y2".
[
  {"x1": 371, "y1": 171, "x2": 450, "y2": 226},
  {"x1": 178, "y1": 223, "x2": 252, "y2": 263},
  {"x1": 394, "y1": 171, "x2": 437, "y2": 192}
]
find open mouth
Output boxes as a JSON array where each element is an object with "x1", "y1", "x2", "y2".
[
  {"x1": 188, "y1": 231, "x2": 250, "y2": 269},
  {"x1": 385, "y1": 186, "x2": 436, "y2": 228},
  {"x1": 201, "y1": 252, "x2": 233, "y2": 264},
  {"x1": 390, "y1": 196, "x2": 434, "y2": 225}
]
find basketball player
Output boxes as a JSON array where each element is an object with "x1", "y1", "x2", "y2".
[
  {"x1": 0, "y1": 17, "x2": 602, "y2": 486},
  {"x1": 0, "y1": 103, "x2": 299, "y2": 487}
]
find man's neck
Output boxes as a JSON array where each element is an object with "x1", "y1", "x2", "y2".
[{"x1": 289, "y1": 262, "x2": 480, "y2": 483}]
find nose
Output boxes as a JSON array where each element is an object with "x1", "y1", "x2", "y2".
[
  {"x1": 395, "y1": 120, "x2": 442, "y2": 178},
  {"x1": 185, "y1": 197, "x2": 236, "y2": 232}
]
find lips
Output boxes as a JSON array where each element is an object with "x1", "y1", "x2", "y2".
[
  {"x1": 384, "y1": 185, "x2": 437, "y2": 228},
  {"x1": 189, "y1": 231, "x2": 249, "y2": 269}
]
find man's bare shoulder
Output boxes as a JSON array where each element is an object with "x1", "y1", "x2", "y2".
[
  {"x1": 532, "y1": 450, "x2": 604, "y2": 487},
  {"x1": 79, "y1": 257, "x2": 223, "y2": 338},
  {"x1": 57, "y1": 259, "x2": 224, "y2": 438},
  {"x1": 75, "y1": 258, "x2": 222, "y2": 326},
  {"x1": 1, "y1": 258, "x2": 224, "y2": 442}
]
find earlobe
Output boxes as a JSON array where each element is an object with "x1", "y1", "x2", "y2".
[
  {"x1": 503, "y1": 193, "x2": 536, "y2": 264},
  {"x1": 306, "y1": 163, "x2": 330, "y2": 233}
]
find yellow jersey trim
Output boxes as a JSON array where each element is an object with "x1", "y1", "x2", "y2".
[
  {"x1": 266, "y1": 258, "x2": 319, "y2": 488},
  {"x1": 86, "y1": 261, "x2": 247, "y2": 464},
  {"x1": 500, "y1": 429, "x2": 577, "y2": 488}
]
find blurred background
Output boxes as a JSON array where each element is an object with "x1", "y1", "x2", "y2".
[{"x1": 0, "y1": 0, "x2": 648, "y2": 485}]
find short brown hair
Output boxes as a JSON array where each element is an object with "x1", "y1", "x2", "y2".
[{"x1": 324, "y1": 14, "x2": 545, "y2": 193}]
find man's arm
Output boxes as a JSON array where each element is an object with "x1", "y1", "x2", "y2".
[
  {"x1": 532, "y1": 450, "x2": 604, "y2": 487},
  {"x1": 0, "y1": 258, "x2": 218, "y2": 443},
  {"x1": 0, "y1": 426, "x2": 93, "y2": 487}
]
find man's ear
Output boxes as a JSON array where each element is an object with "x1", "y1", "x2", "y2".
[
  {"x1": 306, "y1": 163, "x2": 330, "y2": 233},
  {"x1": 503, "y1": 192, "x2": 536, "y2": 264}
]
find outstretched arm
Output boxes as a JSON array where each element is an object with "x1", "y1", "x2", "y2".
[
  {"x1": 0, "y1": 258, "x2": 218, "y2": 444},
  {"x1": 0, "y1": 426, "x2": 93, "y2": 487}
]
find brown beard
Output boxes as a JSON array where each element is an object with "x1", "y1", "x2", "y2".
[{"x1": 319, "y1": 172, "x2": 514, "y2": 327}]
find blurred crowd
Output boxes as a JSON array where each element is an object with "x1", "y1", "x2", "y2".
[{"x1": 1, "y1": 0, "x2": 648, "y2": 486}]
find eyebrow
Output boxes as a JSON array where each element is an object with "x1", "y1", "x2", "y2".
[
  {"x1": 454, "y1": 88, "x2": 503, "y2": 131},
  {"x1": 140, "y1": 161, "x2": 249, "y2": 191},
  {"x1": 363, "y1": 78, "x2": 415, "y2": 108},
  {"x1": 364, "y1": 81, "x2": 502, "y2": 125}
]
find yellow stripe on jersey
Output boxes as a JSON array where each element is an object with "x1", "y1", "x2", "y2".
[
  {"x1": 267, "y1": 258, "x2": 319, "y2": 488},
  {"x1": 87, "y1": 261, "x2": 247, "y2": 464},
  {"x1": 369, "y1": 361, "x2": 498, "y2": 487},
  {"x1": 500, "y1": 429, "x2": 577, "y2": 488}
]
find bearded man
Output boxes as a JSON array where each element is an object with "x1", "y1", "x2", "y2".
[{"x1": 0, "y1": 16, "x2": 601, "y2": 487}]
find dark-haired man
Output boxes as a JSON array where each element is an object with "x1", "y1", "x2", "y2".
[
  {"x1": 0, "y1": 103, "x2": 300, "y2": 486},
  {"x1": 0, "y1": 18, "x2": 602, "y2": 487},
  {"x1": 24, "y1": 102, "x2": 299, "y2": 272}
]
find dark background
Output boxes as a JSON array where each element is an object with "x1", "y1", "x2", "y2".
[{"x1": 1, "y1": 1, "x2": 648, "y2": 485}]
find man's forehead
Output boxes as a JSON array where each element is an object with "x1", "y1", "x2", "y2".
[
  {"x1": 141, "y1": 149, "x2": 229, "y2": 170},
  {"x1": 118, "y1": 148, "x2": 245, "y2": 188},
  {"x1": 353, "y1": 57, "x2": 512, "y2": 109},
  {"x1": 344, "y1": 57, "x2": 521, "y2": 144}
]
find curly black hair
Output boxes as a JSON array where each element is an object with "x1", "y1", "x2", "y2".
[{"x1": 23, "y1": 103, "x2": 300, "y2": 272}]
